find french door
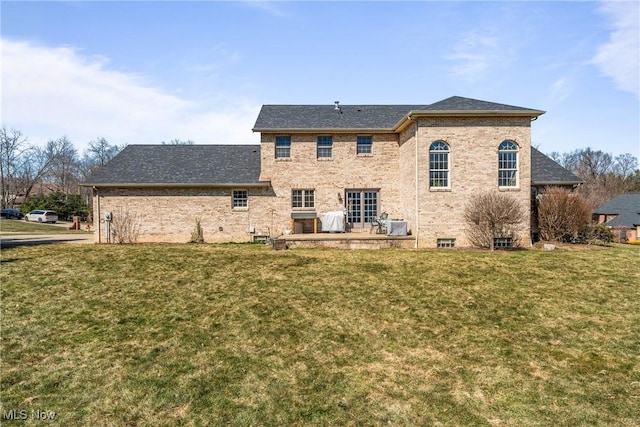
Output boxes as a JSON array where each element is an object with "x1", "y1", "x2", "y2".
[{"x1": 346, "y1": 190, "x2": 379, "y2": 228}]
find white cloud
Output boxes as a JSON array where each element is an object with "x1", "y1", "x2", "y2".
[
  {"x1": 1, "y1": 38, "x2": 261, "y2": 151},
  {"x1": 446, "y1": 30, "x2": 501, "y2": 83},
  {"x1": 592, "y1": 0, "x2": 640, "y2": 98},
  {"x1": 549, "y1": 77, "x2": 572, "y2": 103},
  {"x1": 239, "y1": 0, "x2": 289, "y2": 18}
]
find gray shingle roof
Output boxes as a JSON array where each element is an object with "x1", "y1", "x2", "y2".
[
  {"x1": 531, "y1": 147, "x2": 583, "y2": 186},
  {"x1": 252, "y1": 104, "x2": 429, "y2": 130},
  {"x1": 84, "y1": 145, "x2": 264, "y2": 187},
  {"x1": 85, "y1": 144, "x2": 581, "y2": 190},
  {"x1": 593, "y1": 193, "x2": 640, "y2": 228},
  {"x1": 426, "y1": 96, "x2": 542, "y2": 112},
  {"x1": 253, "y1": 96, "x2": 544, "y2": 131}
]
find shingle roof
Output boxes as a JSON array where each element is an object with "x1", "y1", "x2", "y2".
[
  {"x1": 83, "y1": 145, "x2": 265, "y2": 187},
  {"x1": 593, "y1": 193, "x2": 640, "y2": 228},
  {"x1": 252, "y1": 96, "x2": 544, "y2": 131},
  {"x1": 252, "y1": 104, "x2": 429, "y2": 130},
  {"x1": 531, "y1": 147, "x2": 583, "y2": 186},
  {"x1": 85, "y1": 144, "x2": 581, "y2": 190},
  {"x1": 425, "y1": 96, "x2": 542, "y2": 112}
]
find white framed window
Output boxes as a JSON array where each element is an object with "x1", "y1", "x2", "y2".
[
  {"x1": 232, "y1": 190, "x2": 248, "y2": 209},
  {"x1": 357, "y1": 136, "x2": 372, "y2": 154},
  {"x1": 292, "y1": 189, "x2": 315, "y2": 209},
  {"x1": 275, "y1": 135, "x2": 291, "y2": 158},
  {"x1": 429, "y1": 141, "x2": 450, "y2": 188},
  {"x1": 317, "y1": 136, "x2": 332, "y2": 158},
  {"x1": 437, "y1": 238, "x2": 456, "y2": 248},
  {"x1": 498, "y1": 140, "x2": 518, "y2": 187}
]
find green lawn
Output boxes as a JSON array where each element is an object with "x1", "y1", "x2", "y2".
[{"x1": 1, "y1": 244, "x2": 638, "y2": 426}]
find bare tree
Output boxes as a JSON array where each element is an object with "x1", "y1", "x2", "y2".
[
  {"x1": 87, "y1": 137, "x2": 122, "y2": 167},
  {"x1": 576, "y1": 148, "x2": 613, "y2": 182},
  {"x1": 79, "y1": 138, "x2": 124, "y2": 219},
  {"x1": 2, "y1": 131, "x2": 126, "y2": 212},
  {"x1": 537, "y1": 187, "x2": 591, "y2": 242},
  {"x1": 549, "y1": 151, "x2": 579, "y2": 171},
  {"x1": 614, "y1": 153, "x2": 638, "y2": 181},
  {"x1": 46, "y1": 136, "x2": 80, "y2": 195},
  {"x1": 464, "y1": 192, "x2": 526, "y2": 250},
  {"x1": 81, "y1": 138, "x2": 122, "y2": 180},
  {"x1": 550, "y1": 148, "x2": 640, "y2": 208},
  {"x1": 0, "y1": 127, "x2": 28, "y2": 208},
  {"x1": 20, "y1": 137, "x2": 75, "y2": 202}
]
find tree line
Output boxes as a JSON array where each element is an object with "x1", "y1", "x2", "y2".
[
  {"x1": 549, "y1": 148, "x2": 640, "y2": 208},
  {"x1": 0, "y1": 128, "x2": 200, "y2": 215},
  {"x1": 0, "y1": 127, "x2": 123, "y2": 210}
]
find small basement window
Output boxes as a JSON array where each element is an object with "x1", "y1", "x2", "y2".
[
  {"x1": 437, "y1": 238, "x2": 455, "y2": 248},
  {"x1": 493, "y1": 237, "x2": 513, "y2": 249}
]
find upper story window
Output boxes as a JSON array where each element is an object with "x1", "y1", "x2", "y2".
[
  {"x1": 317, "y1": 136, "x2": 333, "y2": 158},
  {"x1": 429, "y1": 141, "x2": 450, "y2": 188},
  {"x1": 498, "y1": 140, "x2": 518, "y2": 187},
  {"x1": 232, "y1": 190, "x2": 248, "y2": 209},
  {"x1": 357, "y1": 136, "x2": 372, "y2": 154},
  {"x1": 275, "y1": 136, "x2": 291, "y2": 158},
  {"x1": 292, "y1": 189, "x2": 315, "y2": 209}
]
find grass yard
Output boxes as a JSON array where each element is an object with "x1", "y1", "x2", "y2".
[{"x1": 1, "y1": 243, "x2": 639, "y2": 426}]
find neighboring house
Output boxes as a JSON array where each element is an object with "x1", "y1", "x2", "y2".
[
  {"x1": 593, "y1": 193, "x2": 640, "y2": 242},
  {"x1": 4, "y1": 181, "x2": 65, "y2": 209},
  {"x1": 84, "y1": 96, "x2": 580, "y2": 247}
]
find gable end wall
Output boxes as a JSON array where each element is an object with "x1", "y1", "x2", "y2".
[{"x1": 412, "y1": 116, "x2": 532, "y2": 247}]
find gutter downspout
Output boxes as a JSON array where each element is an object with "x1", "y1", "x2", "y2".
[
  {"x1": 413, "y1": 118, "x2": 419, "y2": 249},
  {"x1": 95, "y1": 187, "x2": 101, "y2": 244}
]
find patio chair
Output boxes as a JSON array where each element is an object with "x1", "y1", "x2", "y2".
[{"x1": 370, "y1": 212, "x2": 389, "y2": 234}]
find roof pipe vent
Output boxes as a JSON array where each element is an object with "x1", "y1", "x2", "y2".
[{"x1": 334, "y1": 101, "x2": 340, "y2": 111}]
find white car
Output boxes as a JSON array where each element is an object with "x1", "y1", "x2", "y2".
[{"x1": 24, "y1": 210, "x2": 58, "y2": 223}]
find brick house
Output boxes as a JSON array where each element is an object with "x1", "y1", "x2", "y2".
[
  {"x1": 84, "y1": 96, "x2": 580, "y2": 247},
  {"x1": 593, "y1": 193, "x2": 640, "y2": 242}
]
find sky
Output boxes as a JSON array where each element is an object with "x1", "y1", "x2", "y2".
[{"x1": 1, "y1": 0, "x2": 639, "y2": 159}]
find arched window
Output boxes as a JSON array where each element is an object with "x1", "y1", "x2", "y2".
[
  {"x1": 429, "y1": 141, "x2": 450, "y2": 188},
  {"x1": 498, "y1": 140, "x2": 518, "y2": 187}
]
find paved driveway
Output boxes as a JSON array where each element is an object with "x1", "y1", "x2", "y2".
[
  {"x1": 1, "y1": 220, "x2": 95, "y2": 248},
  {"x1": 0, "y1": 233, "x2": 94, "y2": 248}
]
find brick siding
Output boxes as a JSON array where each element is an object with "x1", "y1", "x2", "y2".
[{"x1": 94, "y1": 116, "x2": 534, "y2": 247}]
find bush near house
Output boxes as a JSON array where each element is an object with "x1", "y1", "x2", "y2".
[
  {"x1": 583, "y1": 223, "x2": 615, "y2": 245},
  {"x1": 464, "y1": 191, "x2": 526, "y2": 250},
  {"x1": 537, "y1": 187, "x2": 591, "y2": 242}
]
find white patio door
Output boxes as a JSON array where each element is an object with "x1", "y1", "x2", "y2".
[{"x1": 346, "y1": 190, "x2": 379, "y2": 228}]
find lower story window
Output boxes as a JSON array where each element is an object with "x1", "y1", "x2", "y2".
[
  {"x1": 437, "y1": 238, "x2": 456, "y2": 248},
  {"x1": 232, "y1": 190, "x2": 248, "y2": 209},
  {"x1": 292, "y1": 189, "x2": 315, "y2": 208},
  {"x1": 493, "y1": 237, "x2": 513, "y2": 248}
]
